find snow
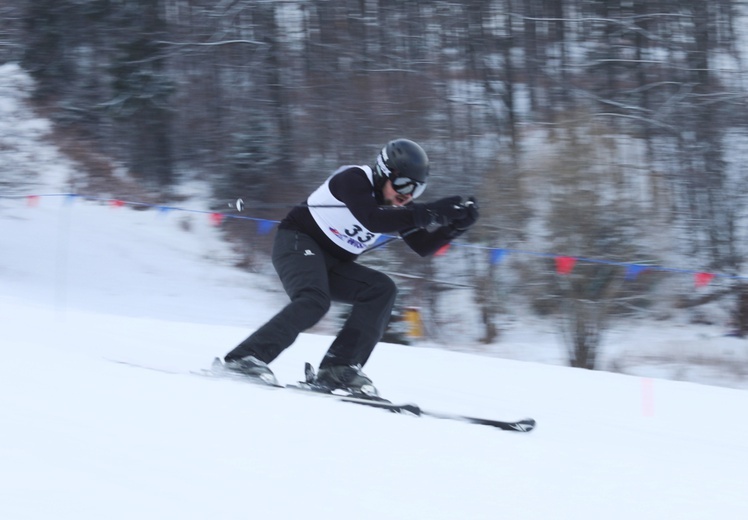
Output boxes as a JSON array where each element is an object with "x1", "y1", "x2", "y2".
[
  {"x1": 2, "y1": 63, "x2": 748, "y2": 519},
  {"x1": 2, "y1": 284, "x2": 748, "y2": 519},
  {"x1": 2, "y1": 290, "x2": 748, "y2": 520}
]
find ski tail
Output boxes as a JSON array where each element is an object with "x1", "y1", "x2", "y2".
[{"x1": 304, "y1": 362, "x2": 317, "y2": 384}]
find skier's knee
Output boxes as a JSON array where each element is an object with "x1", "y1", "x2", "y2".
[
  {"x1": 295, "y1": 289, "x2": 331, "y2": 326},
  {"x1": 374, "y1": 273, "x2": 398, "y2": 304}
]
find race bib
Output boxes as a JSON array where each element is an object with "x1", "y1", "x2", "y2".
[{"x1": 307, "y1": 165, "x2": 382, "y2": 255}]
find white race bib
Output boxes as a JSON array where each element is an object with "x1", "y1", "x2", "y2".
[{"x1": 307, "y1": 165, "x2": 382, "y2": 255}]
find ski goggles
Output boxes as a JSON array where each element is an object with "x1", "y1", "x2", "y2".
[{"x1": 391, "y1": 175, "x2": 427, "y2": 199}]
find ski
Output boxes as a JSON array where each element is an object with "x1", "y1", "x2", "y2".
[
  {"x1": 417, "y1": 409, "x2": 536, "y2": 432},
  {"x1": 286, "y1": 383, "x2": 535, "y2": 432},
  {"x1": 286, "y1": 383, "x2": 422, "y2": 415},
  {"x1": 107, "y1": 358, "x2": 284, "y2": 388},
  {"x1": 291, "y1": 362, "x2": 536, "y2": 433}
]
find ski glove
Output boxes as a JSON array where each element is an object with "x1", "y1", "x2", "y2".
[
  {"x1": 450, "y1": 197, "x2": 479, "y2": 231},
  {"x1": 412, "y1": 196, "x2": 467, "y2": 229}
]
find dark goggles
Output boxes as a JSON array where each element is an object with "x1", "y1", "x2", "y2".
[{"x1": 391, "y1": 175, "x2": 426, "y2": 199}]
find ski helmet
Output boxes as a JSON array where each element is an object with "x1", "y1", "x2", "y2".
[{"x1": 374, "y1": 138, "x2": 429, "y2": 199}]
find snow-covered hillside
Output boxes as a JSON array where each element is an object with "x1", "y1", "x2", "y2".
[
  {"x1": 2, "y1": 63, "x2": 748, "y2": 519},
  {"x1": 2, "y1": 271, "x2": 748, "y2": 519}
]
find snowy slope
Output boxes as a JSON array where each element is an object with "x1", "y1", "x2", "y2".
[
  {"x1": 2, "y1": 63, "x2": 748, "y2": 519},
  {"x1": 2, "y1": 296, "x2": 748, "y2": 520}
]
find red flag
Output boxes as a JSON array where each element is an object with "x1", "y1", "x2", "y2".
[
  {"x1": 555, "y1": 256, "x2": 576, "y2": 275},
  {"x1": 111, "y1": 199, "x2": 125, "y2": 208},
  {"x1": 26, "y1": 195, "x2": 40, "y2": 207},
  {"x1": 434, "y1": 243, "x2": 451, "y2": 256},
  {"x1": 209, "y1": 212, "x2": 224, "y2": 226},
  {"x1": 694, "y1": 272, "x2": 715, "y2": 288}
]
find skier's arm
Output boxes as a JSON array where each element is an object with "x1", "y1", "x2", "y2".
[
  {"x1": 401, "y1": 226, "x2": 455, "y2": 257},
  {"x1": 329, "y1": 169, "x2": 479, "y2": 249},
  {"x1": 402, "y1": 197, "x2": 480, "y2": 257},
  {"x1": 329, "y1": 168, "x2": 419, "y2": 232}
]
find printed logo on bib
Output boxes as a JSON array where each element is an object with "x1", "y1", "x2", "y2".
[{"x1": 329, "y1": 225, "x2": 375, "y2": 250}]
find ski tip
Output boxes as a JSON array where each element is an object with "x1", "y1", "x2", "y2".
[{"x1": 510, "y1": 418, "x2": 536, "y2": 432}]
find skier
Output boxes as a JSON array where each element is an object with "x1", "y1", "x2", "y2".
[{"x1": 220, "y1": 138, "x2": 479, "y2": 396}]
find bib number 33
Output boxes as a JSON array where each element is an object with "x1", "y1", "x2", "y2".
[{"x1": 345, "y1": 224, "x2": 375, "y2": 244}]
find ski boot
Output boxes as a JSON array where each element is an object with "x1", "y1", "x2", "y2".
[
  {"x1": 315, "y1": 364, "x2": 379, "y2": 398},
  {"x1": 216, "y1": 356, "x2": 279, "y2": 386}
]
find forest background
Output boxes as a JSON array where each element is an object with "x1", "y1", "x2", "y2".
[{"x1": 2, "y1": 0, "x2": 748, "y2": 372}]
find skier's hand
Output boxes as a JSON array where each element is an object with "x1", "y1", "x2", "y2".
[
  {"x1": 413, "y1": 196, "x2": 467, "y2": 229},
  {"x1": 451, "y1": 197, "x2": 479, "y2": 231}
]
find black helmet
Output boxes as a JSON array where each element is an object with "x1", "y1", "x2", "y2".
[{"x1": 374, "y1": 138, "x2": 429, "y2": 198}]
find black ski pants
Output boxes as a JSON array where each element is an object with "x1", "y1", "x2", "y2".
[{"x1": 225, "y1": 229, "x2": 397, "y2": 368}]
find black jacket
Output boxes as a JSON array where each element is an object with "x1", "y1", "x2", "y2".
[{"x1": 280, "y1": 167, "x2": 456, "y2": 261}]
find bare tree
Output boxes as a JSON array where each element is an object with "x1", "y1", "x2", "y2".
[{"x1": 533, "y1": 115, "x2": 660, "y2": 369}]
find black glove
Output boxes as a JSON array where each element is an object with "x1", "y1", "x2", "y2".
[
  {"x1": 412, "y1": 196, "x2": 467, "y2": 229},
  {"x1": 450, "y1": 197, "x2": 479, "y2": 231}
]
